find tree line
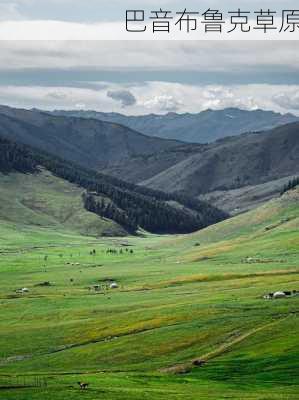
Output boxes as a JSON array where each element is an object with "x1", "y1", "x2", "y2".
[
  {"x1": 281, "y1": 177, "x2": 299, "y2": 195},
  {"x1": 0, "y1": 135, "x2": 227, "y2": 234}
]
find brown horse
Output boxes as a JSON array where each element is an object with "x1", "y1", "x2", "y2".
[{"x1": 78, "y1": 382, "x2": 89, "y2": 390}]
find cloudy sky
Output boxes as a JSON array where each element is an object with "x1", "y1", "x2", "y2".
[
  {"x1": 0, "y1": 0, "x2": 297, "y2": 22},
  {"x1": 0, "y1": 0, "x2": 298, "y2": 115},
  {"x1": 0, "y1": 0, "x2": 298, "y2": 40}
]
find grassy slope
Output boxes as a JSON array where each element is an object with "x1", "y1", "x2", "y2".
[
  {"x1": 0, "y1": 169, "x2": 125, "y2": 237},
  {"x1": 0, "y1": 189, "x2": 298, "y2": 399}
]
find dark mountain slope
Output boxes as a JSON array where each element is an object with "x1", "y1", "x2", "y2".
[
  {"x1": 2, "y1": 104, "x2": 298, "y2": 217},
  {"x1": 0, "y1": 135, "x2": 227, "y2": 234},
  {"x1": 52, "y1": 108, "x2": 299, "y2": 143},
  {"x1": 140, "y1": 122, "x2": 299, "y2": 197},
  {"x1": 102, "y1": 143, "x2": 203, "y2": 183},
  {"x1": 0, "y1": 105, "x2": 183, "y2": 171}
]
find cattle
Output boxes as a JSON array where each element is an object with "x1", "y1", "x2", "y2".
[
  {"x1": 38, "y1": 281, "x2": 51, "y2": 287},
  {"x1": 263, "y1": 292, "x2": 273, "y2": 299},
  {"x1": 78, "y1": 382, "x2": 89, "y2": 390},
  {"x1": 193, "y1": 359, "x2": 206, "y2": 367}
]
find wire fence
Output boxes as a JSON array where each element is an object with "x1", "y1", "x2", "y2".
[{"x1": 0, "y1": 375, "x2": 48, "y2": 389}]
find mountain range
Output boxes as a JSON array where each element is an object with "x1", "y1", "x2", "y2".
[
  {"x1": 0, "y1": 134, "x2": 227, "y2": 235},
  {"x1": 51, "y1": 107, "x2": 299, "y2": 144},
  {"x1": 99, "y1": 122, "x2": 299, "y2": 212},
  {"x1": 0, "y1": 105, "x2": 181, "y2": 171},
  {"x1": 0, "y1": 104, "x2": 298, "y2": 216}
]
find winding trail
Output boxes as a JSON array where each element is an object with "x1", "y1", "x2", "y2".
[{"x1": 161, "y1": 315, "x2": 293, "y2": 374}]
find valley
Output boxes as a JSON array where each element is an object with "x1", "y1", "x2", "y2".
[
  {"x1": 0, "y1": 186, "x2": 298, "y2": 399},
  {"x1": 1, "y1": 105, "x2": 299, "y2": 214},
  {"x1": 0, "y1": 31, "x2": 299, "y2": 400},
  {"x1": 0, "y1": 104, "x2": 298, "y2": 399}
]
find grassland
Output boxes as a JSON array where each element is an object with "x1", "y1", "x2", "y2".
[
  {"x1": 0, "y1": 170, "x2": 125, "y2": 237},
  {"x1": 0, "y1": 186, "x2": 298, "y2": 399}
]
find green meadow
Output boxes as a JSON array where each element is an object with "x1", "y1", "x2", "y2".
[{"x1": 0, "y1": 186, "x2": 298, "y2": 399}]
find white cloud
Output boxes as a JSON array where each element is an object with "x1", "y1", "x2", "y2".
[
  {"x1": 143, "y1": 95, "x2": 182, "y2": 112},
  {"x1": 273, "y1": 90, "x2": 299, "y2": 110},
  {"x1": 46, "y1": 90, "x2": 67, "y2": 100},
  {"x1": 0, "y1": 41, "x2": 298, "y2": 115},
  {"x1": 132, "y1": 82, "x2": 285, "y2": 113},
  {"x1": 1, "y1": 82, "x2": 299, "y2": 115}
]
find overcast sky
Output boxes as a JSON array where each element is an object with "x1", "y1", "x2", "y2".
[
  {"x1": 0, "y1": 0, "x2": 297, "y2": 22},
  {"x1": 0, "y1": 1, "x2": 298, "y2": 115}
]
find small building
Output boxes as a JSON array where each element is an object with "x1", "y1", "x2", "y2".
[
  {"x1": 273, "y1": 291, "x2": 286, "y2": 299},
  {"x1": 16, "y1": 288, "x2": 29, "y2": 294},
  {"x1": 110, "y1": 282, "x2": 119, "y2": 289},
  {"x1": 264, "y1": 290, "x2": 297, "y2": 300}
]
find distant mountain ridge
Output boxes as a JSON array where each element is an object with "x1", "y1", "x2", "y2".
[
  {"x1": 1, "y1": 104, "x2": 299, "y2": 215},
  {"x1": 139, "y1": 122, "x2": 299, "y2": 195},
  {"x1": 51, "y1": 107, "x2": 299, "y2": 143},
  {"x1": 0, "y1": 105, "x2": 182, "y2": 171},
  {"x1": 102, "y1": 122, "x2": 299, "y2": 213}
]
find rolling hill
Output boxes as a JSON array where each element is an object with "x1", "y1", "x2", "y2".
[
  {"x1": 0, "y1": 135, "x2": 227, "y2": 235},
  {"x1": 0, "y1": 168, "x2": 126, "y2": 237},
  {"x1": 52, "y1": 107, "x2": 299, "y2": 143},
  {"x1": 139, "y1": 122, "x2": 299, "y2": 194},
  {"x1": 0, "y1": 182, "x2": 298, "y2": 399},
  {"x1": 103, "y1": 122, "x2": 299, "y2": 213}
]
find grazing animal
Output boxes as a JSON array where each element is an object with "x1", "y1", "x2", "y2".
[
  {"x1": 78, "y1": 382, "x2": 89, "y2": 390},
  {"x1": 193, "y1": 359, "x2": 206, "y2": 367},
  {"x1": 39, "y1": 281, "x2": 51, "y2": 287},
  {"x1": 283, "y1": 291, "x2": 292, "y2": 296},
  {"x1": 263, "y1": 293, "x2": 273, "y2": 299}
]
